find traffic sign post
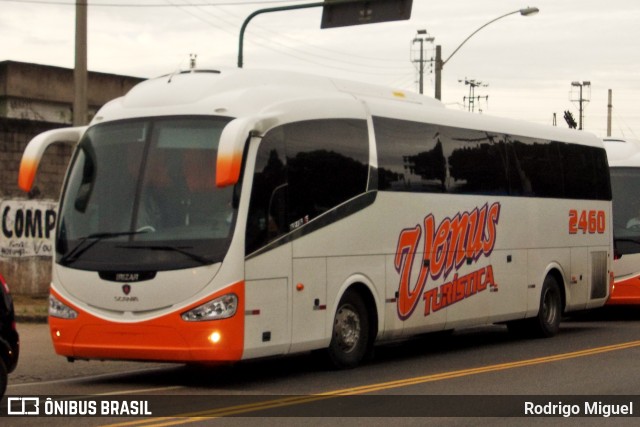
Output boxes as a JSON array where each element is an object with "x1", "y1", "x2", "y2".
[{"x1": 238, "y1": 0, "x2": 414, "y2": 67}]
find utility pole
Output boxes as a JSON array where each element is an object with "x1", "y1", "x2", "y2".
[
  {"x1": 459, "y1": 78, "x2": 488, "y2": 113},
  {"x1": 73, "y1": 0, "x2": 88, "y2": 126},
  {"x1": 411, "y1": 29, "x2": 434, "y2": 94},
  {"x1": 607, "y1": 89, "x2": 613, "y2": 137},
  {"x1": 570, "y1": 81, "x2": 591, "y2": 130},
  {"x1": 434, "y1": 45, "x2": 442, "y2": 100}
]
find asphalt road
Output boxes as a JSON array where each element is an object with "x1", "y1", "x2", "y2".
[{"x1": 3, "y1": 307, "x2": 640, "y2": 426}]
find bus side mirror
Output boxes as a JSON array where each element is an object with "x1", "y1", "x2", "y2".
[
  {"x1": 18, "y1": 127, "x2": 86, "y2": 192},
  {"x1": 216, "y1": 115, "x2": 278, "y2": 188}
]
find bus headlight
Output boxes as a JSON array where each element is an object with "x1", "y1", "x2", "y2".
[
  {"x1": 49, "y1": 294, "x2": 78, "y2": 319},
  {"x1": 181, "y1": 294, "x2": 238, "y2": 322}
]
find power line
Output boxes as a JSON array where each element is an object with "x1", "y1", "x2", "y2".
[
  {"x1": 6, "y1": 0, "x2": 414, "y2": 85},
  {"x1": 165, "y1": 0, "x2": 411, "y2": 75},
  {"x1": 0, "y1": 0, "x2": 303, "y2": 7},
  {"x1": 208, "y1": 0, "x2": 409, "y2": 68}
]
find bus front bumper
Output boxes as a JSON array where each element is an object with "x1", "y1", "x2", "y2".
[{"x1": 48, "y1": 284, "x2": 245, "y2": 363}]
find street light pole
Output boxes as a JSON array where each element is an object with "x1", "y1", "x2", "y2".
[
  {"x1": 434, "y1": 7, "x2": 539, "y2": 100},
  {"x1": 238, "y1": 1, "x2": 325, "y2": 68},
  {"x1": 238, "y1": 0, "x2": 380, "y2": 68}
]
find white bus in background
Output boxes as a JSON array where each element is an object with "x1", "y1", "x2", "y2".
[
  {"x1": 603, "y1": 137, "x2": 640, "y2": 305},
  {"x1": 19, "y1": 68, "x2": 612, "y2": 368}
]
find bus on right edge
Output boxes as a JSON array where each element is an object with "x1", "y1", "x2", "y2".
[{"x1": 604, "y1": 137, "x2": 640, "y2": 305}]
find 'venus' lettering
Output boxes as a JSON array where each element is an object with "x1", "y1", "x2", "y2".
[{"x1": 394, "y1": 202, "x2": 501, "y2": 320}]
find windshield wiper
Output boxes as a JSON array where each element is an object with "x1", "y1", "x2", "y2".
[
  {"x1": 60, "y1": 230, "x2": 150, "y2": 264},
  {"x1": 117, "y1": 245, "x2": 213, "y2": 265}
]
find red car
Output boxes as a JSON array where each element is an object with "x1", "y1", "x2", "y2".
[{"x1": 0, "y1": 273, "x2": 19, "y2": 400}]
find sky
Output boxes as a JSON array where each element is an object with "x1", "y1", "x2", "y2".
[{"x1": 2, "y1": 0, "x2": 640, "y2": 139}]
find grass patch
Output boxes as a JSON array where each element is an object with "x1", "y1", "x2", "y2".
[{"x1": 12, "y1": 294, "x2": 49, "y2": 318}]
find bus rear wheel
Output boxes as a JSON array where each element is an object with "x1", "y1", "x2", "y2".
[
  {"x1": 327, "y1": 291, "x2": 370, "y2": 369},
  {"x1": 508, "y1": 275, "x2": 562, "y2": 338},
  {"x1": 535, "y1": 275, "x2": 562, "y2": 337}
]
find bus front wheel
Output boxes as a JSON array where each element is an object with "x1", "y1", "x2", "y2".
[{"x1": 327, "y1": 291, "x2": 370, "y2": 369}]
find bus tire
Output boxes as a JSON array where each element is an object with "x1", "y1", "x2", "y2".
[
  {"x1": 327, "y1": 291, "x2": 370, "y2": 369},
  {"x1": 510, "y1": 275, "x2": 562, "y2": 338},
  {"x1": 534, "y1": 275, "x2": 562, "y2": 337},
  {"x1": 534, "y1": 275, "x2": 562, "y2": 338}
]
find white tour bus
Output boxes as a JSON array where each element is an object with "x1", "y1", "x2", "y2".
[
  {"x1": 19, "y1": 69, "x2": 612, "y2": 368},
  {"x1": 603, "y1": 137, "x2": 640, "y2": 305}
]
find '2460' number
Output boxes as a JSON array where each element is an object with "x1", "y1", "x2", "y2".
[{"x1": 569, "y1": 209, "x2": 606, "y2": 234}]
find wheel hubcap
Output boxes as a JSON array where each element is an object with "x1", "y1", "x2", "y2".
[
  {"x1": 543, "y1": 288, "x2": 558, "y2": 325},
  {"x1": 334, "y1": 304, "x2": 361, "y2": 354}
]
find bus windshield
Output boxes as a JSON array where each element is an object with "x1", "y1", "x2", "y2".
[
  {"x1": 611, "y1": 167, "x2": 640, "y2": 257},
  {"x1": 56, "y1": 116, "x2": 237, "y2": 271}
]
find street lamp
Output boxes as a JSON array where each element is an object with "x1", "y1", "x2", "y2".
[
  {"x1": 570, "y1": 81, "x2": 591, "y2": 130},
  {"x1": 434, "y1": 7, "x2": 539, "y2": 100}
]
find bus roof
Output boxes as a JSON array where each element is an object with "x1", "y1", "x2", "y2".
[
  {"x1": 603, "y1": 137, "x2": 640, "y2": 166},
  {"x1": 93, "y1": 67, "x2": 603, "y2": 149}
]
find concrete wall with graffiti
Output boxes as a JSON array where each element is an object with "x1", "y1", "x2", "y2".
[
  {"x1": 1, "y1": 200, "x2": 57, "y2": 257},
  {"x1": 1, "y1": 118, "x2": 71, "y2": 295},
  {"x1": 1, "y1": 60, "x2": 143, "y2": 295},
  {"x1": 0, "y1": 200, "x2": 58, "y2": 295},
  {"x1": 0, "y1": 121, "x2": 70, "y2": 295}
]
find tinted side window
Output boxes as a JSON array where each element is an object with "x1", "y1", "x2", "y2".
[
  {"x1": 374, "y1": 117, "x2": 446, "y2": 192},
  {"x1": 444, "y1": 129, "x2": 510, "y2": 195},
  {"x1": 560, "y1": 143, "x2": 611, "y2": 200},
  {"x1": 246, "y1": 129, "x2": 288, "y2": 255},
  {"x1": 375, "y1": 117, "x2": 510, "y2": 195},
  {"x1": 285, "y1": 119, "x2": 369, "y2": 228},
  {"x1": 512, "y1": 139, "x2": 564, "y2": 198},
  {"x1": 592, "y1": 147, "x2": 612, "y2": 200},
  {"x1": 246, "y1": 119, "x2": 369, "y2": 254},
  {"x1": 374, "y1": 116, "x2": 611, "y2": 201}
]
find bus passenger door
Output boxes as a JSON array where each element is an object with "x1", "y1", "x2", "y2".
[{"x1": 244, "y1": 243, "x2": 292, "y2": 359}]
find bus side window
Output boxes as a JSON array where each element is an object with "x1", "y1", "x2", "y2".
[
  {"x1": 374, "y1": 117, "x2": 446, "y2": 193},
  {"x1": 246, "y1": 119, "x2": 368, "y2": 255},
  {"x1": 444, "y1": 129, "x2": 511, "y2": 195},
  {"x1": 560, "y1": 143, "x2": 612, "y2": 200},
  {"x1": 246, "y1": 130, "x2": 288, "y2": 254},
  {"x1": 511, "y1": 139, "x2": 564, "y2": 198},
  {"x1": 284, "y1": 119, "x2": 369, "y2": 226}
]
